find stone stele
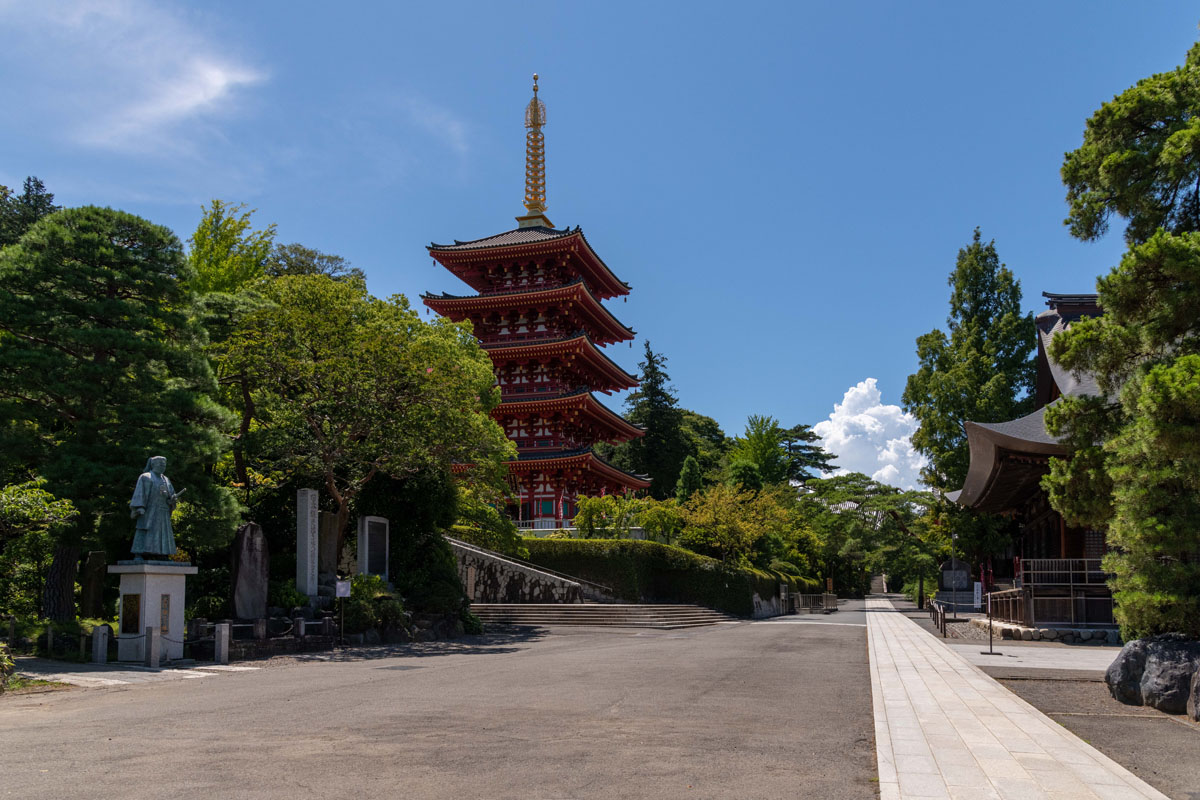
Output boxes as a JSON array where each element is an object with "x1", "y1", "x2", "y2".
[{"x1": 231, "y1": 522, "x2": 269, "y2": 620}]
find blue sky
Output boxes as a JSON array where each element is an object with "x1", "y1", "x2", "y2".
[{"x1": 2, "y1": 2, "x2": 1197, "y2": 488}]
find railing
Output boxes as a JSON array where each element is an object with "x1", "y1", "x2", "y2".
[
  {"x1": 987, "y1": 586, "x2": 1115, "y2": 628},
  {"x1": 795, "y1": 594, "x2": 838, "y2": 613},
  {"x1": 517, "y1": 518, "x2": 574, "y2": 530},
  {"x1": 1021, "y1": 559, "x2": 1110, "y2": 587},
  {"x1": 928, "y1": 601, "x2": 947, "y2": 637}
]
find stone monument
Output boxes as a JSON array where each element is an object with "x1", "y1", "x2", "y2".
[
  {"x1": 80, "y1": 550, "x2": 107, "y2": 619},
  {"x1": 231, "y1": 522, "x2": 268, "y2": 619},
  {"x1": 357, "y1": 515, "x2": 390, "y2": 581},
  {"x1": 296, "y1": 489, "x2": 319, "y2": 599},
  {"x1": 108, "y1": 456, "x2": 196, "y2": 662}
]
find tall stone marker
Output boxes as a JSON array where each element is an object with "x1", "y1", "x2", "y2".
[
  {"x1": 80, "y1": 550, "x2": 107, "y2": 619},
  {"x1": 296, "y1": 489, "x2": 319, "y2": 599},
  {"x1": 317, "y1": 511, "x2": 339, "y2": 578},
  {"x1": 232, "y1": 522, "x2": 269, "y2": 619}
]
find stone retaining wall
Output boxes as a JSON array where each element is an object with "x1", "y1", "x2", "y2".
[
  {"x1": 449, "y1": 539, "x2": 582, "y2": 604},
  {"x1": 969, "y1": 617, "x2": 1120, "y2": 644}
]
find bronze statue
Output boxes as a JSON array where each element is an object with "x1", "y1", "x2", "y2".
[{"x1": 129, "y1": 456, "x2": 180, "y2": 559}]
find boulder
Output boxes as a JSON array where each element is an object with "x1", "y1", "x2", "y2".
[
  {"x1": 1106, "y1": 639, "x2": 1148, "y2": 705},
  {"x1": 1141, "y1": 635, "x2": 1200, "y2": 714},
  {"x1": 1189, "y1": 669, "x2": 1200, "y2": 722},
  {"x1": 1107, "y1": 634, "x2": 1200, "y2": 712}
]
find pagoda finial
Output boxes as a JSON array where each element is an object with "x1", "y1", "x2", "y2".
[{"x1": 517, "y1": 73, "x2": 553, "y2": 228}]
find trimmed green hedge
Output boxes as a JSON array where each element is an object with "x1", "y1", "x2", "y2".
[{"x1": 522, "y1": 538, "x2": 820, "y2": 617}]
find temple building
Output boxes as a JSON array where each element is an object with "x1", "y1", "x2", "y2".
[
  {"x1": 951, "y1": 292, "x2": 1114, "y2": 627},
  {"x1": 423, "y1": 76, "x2": 650, "y2": 527}
]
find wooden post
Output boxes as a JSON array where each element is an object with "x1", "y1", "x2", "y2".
[{"x1": 45, "y1": 624, "x2": 53, "y2": 656}]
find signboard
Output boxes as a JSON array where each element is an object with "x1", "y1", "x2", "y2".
[
  {"x1": 335, "y1": 580, "x2": 351, "y2": 598},
  {"x1": 826, "y1": 577, "x2": 833, "y2": 593},
  {"x1": 973, "y1": 581, "x2": 982, "y2": 610},
  {"x1": 121, "y1": 594, "x2": 140, "y2": 635},
  {"x1": 160, "y1": 594, "x2": 170, "y2": 635}
]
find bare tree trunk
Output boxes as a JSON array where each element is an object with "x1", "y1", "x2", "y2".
[{"x1": 42, "y1": 543, "x2": 80, "y2": 622}]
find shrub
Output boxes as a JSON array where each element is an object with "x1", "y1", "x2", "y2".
[
  {"x1": 0, "y1": 642, "x2": 13, "y2": 693},
  {"x1": 268, "y1": 579, "x2": 309, "y2": 611},
  {"x1": 342, "y1": 573, "x2": 406, "y2": 634},
  {"x1": 461, "y1": 609, "x2": 483, "y2": 635},
  {"x1": 523, "y1": 538, "x2": 818, "y2": 617}
]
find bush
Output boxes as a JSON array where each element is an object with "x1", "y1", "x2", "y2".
[
  {"x1": 268, "y1": 579, "x2": 310, "y2": 611},
  {"x1": 341, "y1": 574, "x2": 407, "y2": 634},
  {"x1": 0, "y1": 642, "x2": 13, "y2": 694},
  {"x1": 461, "y1": 609, "x2": 483, "y2": 635},
  {"x1": 523, "y1": 538, "x2": 819, "y2": 617}
]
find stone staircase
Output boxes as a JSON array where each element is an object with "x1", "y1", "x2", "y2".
[{"x1": 471, "y1": 602, "x2": 737, "y2": 629}]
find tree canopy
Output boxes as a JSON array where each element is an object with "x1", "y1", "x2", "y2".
[
  {"x1": 0, "y1": 207, "x2": 237, "y2": 618},
  {"x1": 903, "y1": 229, "x2": 1036, "y2": 490},
  {"x1": 188, "y1": 200, "x2": 276, "y2": 294},
  {"x1": 216, "y1": 274, "x2": 515, "y2": 555},
  {"x1": 1047, "y1": 37, "x2": 1200, "y2": 638},
  {"x1": 606, "y1": 342, "x2": 689, "y2": 499},
  {"x1": 0, "y1": 177, "x2": 59, "y2": 248}
]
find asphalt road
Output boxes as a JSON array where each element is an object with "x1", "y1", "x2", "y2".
[{"x1": 0, "y1": 601, "x2": 876, "y2": 800}]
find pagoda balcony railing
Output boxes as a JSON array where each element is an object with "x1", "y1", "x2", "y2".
[
  {"x1": 517, "y1": 518, "x2": 575, "y2": 530},
  {"x1": 1018, "y1": 558, "x2": 1110, "y2": 588},
  {"x1": 480, "y1": 331, "x2": 570, "y2": 347}
]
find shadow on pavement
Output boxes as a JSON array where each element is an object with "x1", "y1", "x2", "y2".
[{"x1": 283, "y1": 626, "x2": 548, "y2": 663}]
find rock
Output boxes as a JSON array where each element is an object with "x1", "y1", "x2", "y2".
[
  {"x1": 1079, "y1": 630, "x2": 1092, "y2": 642},
  {"x1": 1107, "y1": 639, "x2": 1148, "y2": 705},
  {"x1": 382, "y1": 626, "x2": 411, "y2": 644},
  {"x1": 1021, "y1": 630, "x2": 1033, "y2": 641},
  {"x1": 231, "y1": 523, "x2": 269, "y2": 620},
  {"x1": 1140, "y1": 635, "x2": 1200, "y2": 714},
  {"x1": 1043, "y1": 629, "x2": 1058, "y2": 640},
  {"x1": 1189, "y1": 670, "x2": 1200, "y2": 722}
]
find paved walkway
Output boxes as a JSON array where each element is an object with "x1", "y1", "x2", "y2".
[
  {"x1": 946, "y1": 642, "x2": 1122, "y2": 672},
  {"x1": 14, "y1": 657, "x2": 259, "y2": 688},
  {"x1": 867, "y1": 597, "x2": 1169, "y2": 799}
]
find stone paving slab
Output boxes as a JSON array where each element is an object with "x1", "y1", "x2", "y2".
[
  {"x1": 13, "y1": 657, "x2": 259, "y2": 688},
  {"x1": 867, "y1": 597, "x2": 1170, "y2": 800},
  {"x1": 946, "y1": 643, "x2": 1121, "y2": 673}
]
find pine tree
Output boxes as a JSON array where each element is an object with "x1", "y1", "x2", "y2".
[
  {"x1": 0, "y1": 207, "x2": 238, "y2": 619},
  {"x1": 902, "y1": 229, "x2": 1036, "y2": 490},
  {"x1": 615, "y1": 342, "x2": 688, "y2": 500},
  {"x1": 0, "y1": 177, "x2": 59, "y2": 247}
]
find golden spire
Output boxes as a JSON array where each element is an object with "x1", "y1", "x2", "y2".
[{"x1": 517, "y1": 73, "x2": 553, "y2": 228}]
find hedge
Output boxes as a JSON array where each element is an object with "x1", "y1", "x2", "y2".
[{"x1": 522, "y1": 538, "x2": 820, "y2": 617}]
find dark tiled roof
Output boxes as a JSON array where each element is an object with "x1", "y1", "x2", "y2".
[{"x1": 430, "y1": 226, "x2": 578, "y2": 251}]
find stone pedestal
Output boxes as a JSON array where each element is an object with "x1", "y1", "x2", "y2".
[{"x1": 108, "y1": 562, "x2": 197, "y2": 662}]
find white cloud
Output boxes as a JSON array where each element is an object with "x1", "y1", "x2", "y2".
[
  {"x1": 0, "y1": 1, "x2": 265, "y2": 154},
  {"x1": 813, "y1": 378, "x2": 928, "y2": 491}
]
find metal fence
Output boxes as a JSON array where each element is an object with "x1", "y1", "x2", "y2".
[
  {"x1": 794, "y1": 594, "x2": 838, "y2": 613},
  {"x1": 987, "y1": 586, "x2": 1115, "y2": 627}
]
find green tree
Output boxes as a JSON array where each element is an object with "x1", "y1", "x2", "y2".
[
  {"x1": 726, "y1": 459, "x2": 763, "y2": 492},
  {"x1": 902, "y1": 229, "x2": 1036, "y2": 490},
  {"x1": 611, "y1": 342, "x2": 688, "y2": 499},
  {"x1": 1061, "y1": 40, "x2": 1200, "y2": 246},
  {"x1": 727, "y1": 415, "x2": 789, "y2": 484},
  {"x1": 675, "y1": 455, "x2": 703, "y2": 502},
  {"x1": 0, "y1": 177, "x2": 59, "y2": 248},
  {"x1": 1047, "y1": 39, "x2": 1200, "y2": 638},
  {"x1": 266, "y1": 242, "x2": 365, "y2": 282},
  {"x1": 781, "y1": 423, "x2": 836, "y2": 483},
  {"x1": 188, "y1": 200, "x2": 276, "y2": 294},
  {"x1": 0, "y1": 480, "x2": 77, "y2": 617},
  {"x1": 222, "y1": 275, "x2": 515, "y2": 559},
  {"x1": 678, "y1": 409, "x2": 730, "y2": 482},
  {"x1": 0, "y1": 207, "x2": 238, "y2": 620}
]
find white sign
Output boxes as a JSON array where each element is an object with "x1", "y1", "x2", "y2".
[
  {"x1": 335, "y1": 580, "x2": 351, "y2": 599},
  {"x1": 973, "y1": 581, "x2": 983, "y2": 611}
]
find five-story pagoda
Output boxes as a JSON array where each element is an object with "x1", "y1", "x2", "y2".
[{"x1": 423, "y1": 76, "x2": 649, "y2": 526}]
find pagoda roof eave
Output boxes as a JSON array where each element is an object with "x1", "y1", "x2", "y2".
[
  {"x1": 427, "y1": 226, "x2": 631, "y2": 299},
  {"x1": 497, "y1": 391, "x2": 645, "y2": 442},
  {"x1": 484, "y1": 334, "x2": 639, "y2": 392},
  {"x1": 505, "y1": 449, "x2": 651, "y2": 490},
  {"x1": 955, "y1": 405, "x2": 1069, "y2": 513},
  {"x1": 420, "y1": 278, "x2": 635, "y2": 344}
]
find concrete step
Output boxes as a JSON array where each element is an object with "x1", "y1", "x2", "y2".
[{"x1": 471, "y1": 603, "x2": 737, "y2": 629}]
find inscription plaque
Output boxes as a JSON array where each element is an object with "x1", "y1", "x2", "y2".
[
  {"x1": 160, "y1": 594, "x2": 170, "y2": 634},
  {"x1": 121, "y1": 593, "x2": 141, "y2": 635}
]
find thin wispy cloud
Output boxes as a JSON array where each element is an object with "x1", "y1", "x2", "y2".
[{"x1": 0, "y1": 0, "x2": 265, "y2": 155}]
